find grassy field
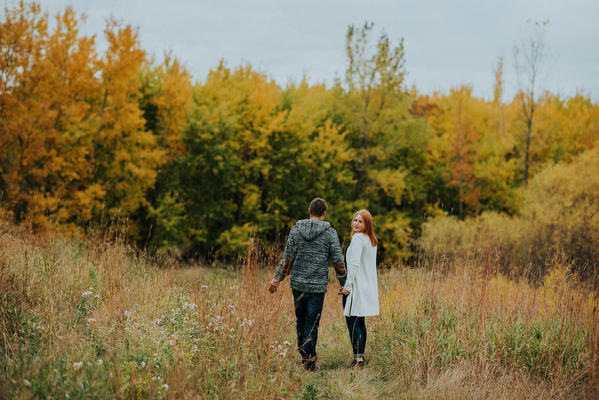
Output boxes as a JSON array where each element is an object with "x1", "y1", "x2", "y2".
[{"x1": 1, "y1": 218, "x2": 598, "y2": 399}]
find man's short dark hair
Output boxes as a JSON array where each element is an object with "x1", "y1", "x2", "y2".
[{"x1": 309, "y1": 198, "x2": 328, "y2": 217}]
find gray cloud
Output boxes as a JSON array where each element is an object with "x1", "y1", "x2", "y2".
[{"x1": 15, "y1": 0, "x2": 599, "y2": 101}]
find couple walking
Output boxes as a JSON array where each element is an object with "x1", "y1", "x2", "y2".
[{"x1": 267, "y1": 198, "x2": 379, "y2": 372}]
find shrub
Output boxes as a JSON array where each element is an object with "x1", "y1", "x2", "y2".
[{"x1": 420, "y1": 147, "x2": 599, "y2": 281}]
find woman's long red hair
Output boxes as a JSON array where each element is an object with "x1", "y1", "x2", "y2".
[{"x1": 352, "y1": 209, "x2": 378, "y2": 247}]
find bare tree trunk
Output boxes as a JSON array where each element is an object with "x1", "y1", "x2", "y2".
[
  {"x1": 524, "y1": 117, "x2": 532, "y2": 184},
  {"x1": 514, "y1": 20, "x2": 549, "y2": 185}
]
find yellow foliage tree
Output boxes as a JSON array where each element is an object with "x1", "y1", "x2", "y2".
[
  {"x1": 0, "y1": 1, "x2": 50, "y2": 225},
  {"x1": 92, "y1": 19, "x2": 162, "y2": 239}
]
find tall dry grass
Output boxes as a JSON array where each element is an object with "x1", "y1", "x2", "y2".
[
  {"x1": 1, "y1": 216, "x2": 598, "y2": 399},
  {"x1": 0, "y1": 219, "x2": 303, "y2": 399}
]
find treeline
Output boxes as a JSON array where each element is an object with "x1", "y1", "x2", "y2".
[
  {"x1": 1, "y1": 3, "x2": 598, "y2": 261},
  {"x1": 421, "y1": 146, "x2": 599, "y2": 280}
]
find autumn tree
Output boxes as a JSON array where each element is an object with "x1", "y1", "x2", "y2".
[
  {"x1": 41, "y1": 7, "x2": 102, "y2": 229},
  {"x1": 527, "y1": 93, "x2": 599, "y2": 165},
  {"x1": 139, "y1": 53, "x2": 193, "y2": 161},
  {"x1": 0, "y1": 1, "x2": 50, "y2": 224},
  {"x1": 92, "y1": 19, "x2": 162, "y2": 239},
  {"x1": 428, "y1": 87, "x2": 519, "y2": 218}
]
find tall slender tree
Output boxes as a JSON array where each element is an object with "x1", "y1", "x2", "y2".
[
  {"x1": 514, "y1": 20, "x2": 550, "y2": 185},
  {"x1": 344, "y1": 22, "x2": 406, "y2": 201}
]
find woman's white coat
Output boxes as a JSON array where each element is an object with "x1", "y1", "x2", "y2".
[{"x1": 343, "y1": 233, "x2": 379, "y2": 317}]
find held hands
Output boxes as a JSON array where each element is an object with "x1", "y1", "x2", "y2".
[
  {"x1": 267, "y1": 279, "x2": 279, "y2": 294},
  {"x1": 338, "y1": 286, "x2": 350, "y2": 296}
]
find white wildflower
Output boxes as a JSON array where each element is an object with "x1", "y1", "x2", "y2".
[
  {"x1": 81, "y1": 291, "x2": 93, "y2": 297},
  {"x1": 141, "y1": 361, "x2": 146, "y2": 368},
  {"x1": 97, "y1": 359, "x2": 103, "y2": 365},
  {"x1": 162, "y1": 383, "x2": 169, "y2": 390},
  {"x1": 201, "y1": 285, "x2": 208, "y2": 289},
  {"x1": 284, "y1": 341, "x2": 291, "y2": 346},
  {"x1": 168, "y1": 340, "x2": 174, "y2": 346},
  {"x1": 189, "y1": 303, "x2": 197, "y2": 310},
  {"x1": 89, "y1": 287, "x2": 93, "y2": 291},
  {"x1": 73, "y1": 362, "x2": 83, "y2": 371},
  {"x1": 23, "y1": 379, "x2": 31, "y2": 387},
  {"x1": 228, "y1": 305, "x2": 234, "y2": 310},
  {"x1": 87, "y1": 318, "x2": 97, "y2": 323},
  {"x1": 124, "y1": 310, "x2": 131, "y2": 318},
  {"x1": 94, "y1": 294, "x2": 100, "y2": 299}
]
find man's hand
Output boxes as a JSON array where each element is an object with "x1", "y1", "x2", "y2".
[
  {"x1": 338, "y1": 286, "x2": 350, "y2": 296},
  {"x1": 268, "y1": 279, "x2": 279, "y2": 293}
]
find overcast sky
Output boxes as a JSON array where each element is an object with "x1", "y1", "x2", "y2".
[{"x1": 11, "y1": 0, "x2": 599, "y2": 102}]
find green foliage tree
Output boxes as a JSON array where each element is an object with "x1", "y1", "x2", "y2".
[
  {"x1": 342, "y1": 23, "x2": 435, "y2": 259},
  {"x1": 150, "y1": 63, "x2": 285, "y2": 255}
]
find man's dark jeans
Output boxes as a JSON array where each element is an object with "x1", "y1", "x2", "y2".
[{"x1": 292, "y1": 290, "x2": 325, "y2": 367}]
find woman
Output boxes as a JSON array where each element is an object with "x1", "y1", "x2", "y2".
[{"x1": 339, "y1": 209, "x2": 379, "y2": 368}]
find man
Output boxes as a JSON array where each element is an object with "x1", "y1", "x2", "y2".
[{"x1": 268, "y1": 197, "x2": 346, "y2": 372}]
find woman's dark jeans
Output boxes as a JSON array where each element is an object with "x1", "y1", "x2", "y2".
[
  {"x1": 292, "y1": 290, "x2": 325, "y2": 367},
  {"x1": 342, "y1": 294, "x2": 367, "y2": 357}
]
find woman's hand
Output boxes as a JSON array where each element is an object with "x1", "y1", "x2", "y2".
[{"x1": 338, "y1": 287, "x2": 350, "y2": 296}]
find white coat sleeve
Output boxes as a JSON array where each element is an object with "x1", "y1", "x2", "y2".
[{"x1": 343, "y1": 235, "x2": 364, "y2": 293}]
